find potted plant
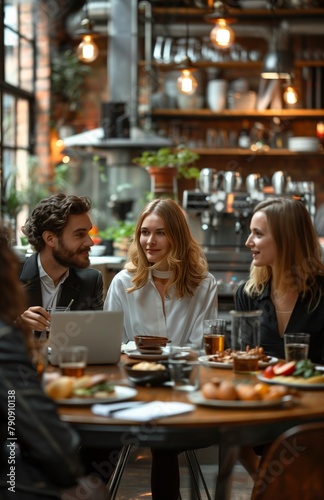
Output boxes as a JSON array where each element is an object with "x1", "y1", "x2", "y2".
[
  {"x1": 99, "y1": 221, "x2": 135, "y2": 256},
  {"x1": 132, "y1": 146, "x2": 200, "y2": 199}
]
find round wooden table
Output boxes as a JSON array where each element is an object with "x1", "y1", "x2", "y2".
[{"x1": 57, "y1": 355, "x2": 324, "y2": 499}]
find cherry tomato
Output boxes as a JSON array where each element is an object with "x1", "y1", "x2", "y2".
[{"x1": 263, "y1": 365, "x2": 275, "y2": 379}]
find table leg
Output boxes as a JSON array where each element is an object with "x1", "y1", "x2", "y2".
[
  {"x1": 107, "y1": 444, "x2": 133, "y2": 500},
  {"x1": 214, "y1": 444, "x2": 240, "y2": 500}
]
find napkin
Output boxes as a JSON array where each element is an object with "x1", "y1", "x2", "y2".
[{"x1": 92, "y1": 401, "x2": 195, "y2": 421}]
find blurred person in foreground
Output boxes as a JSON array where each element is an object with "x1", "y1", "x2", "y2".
[
  {"x1": 235, "y1": 196, "x2": 324, "y2": 476},
  {"x1": 0, "y1": 226, "x2": 108, "y2": 499},
  {"x1": 104, "y1": 198, "x2": 218, "y2": 500},
  {"x1": 19, "y1": 193, "x2": 103, "y2": 337}
]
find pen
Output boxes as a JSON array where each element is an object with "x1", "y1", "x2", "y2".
[{"x1": 65, "y1": 299, "x2": 74, "y2": 311}]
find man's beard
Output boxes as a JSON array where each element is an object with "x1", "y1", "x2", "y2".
[{"x1": 52, "y1": 238, "x2": 90, "y2": 269}]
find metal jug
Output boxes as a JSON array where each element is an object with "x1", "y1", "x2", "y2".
[
  {"x1": 272, "y1": 171, "x2": 291, "y2": 195},
  {"x1": 246, "y1": 173, "x2": 264, "y2": 193},
  {"x1": 199, "y1": 168, "x2": 217, "y2": 193},
  {"x1": 215, "y1": 171, "x2": 243, "y2": 193}
]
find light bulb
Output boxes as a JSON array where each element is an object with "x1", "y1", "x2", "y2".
[
  {"x1": 283, "y1": 85, "x2": 298, "y2": 105},
  {"x1": 210, "y1": 19, "x2": 235, "y2": 49},
  {"x1": 177, "y1": 70, "x2": 198, "y2": 95},
  {"x1": 77, "y1": 35, "x2": 99, "y2": 63}
]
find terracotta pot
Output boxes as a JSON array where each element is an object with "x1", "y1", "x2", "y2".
[{"x1": 147, "y1": 166, "x2": 178, "y2": 199}]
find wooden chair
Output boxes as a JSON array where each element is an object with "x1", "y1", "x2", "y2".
[{"x1": 251, "y1": 421, "x2": 324, "y2": 500}]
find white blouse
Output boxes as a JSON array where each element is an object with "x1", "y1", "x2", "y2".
[{"x1": 104, "y1": 269, "x2": 218, "y2": 346}]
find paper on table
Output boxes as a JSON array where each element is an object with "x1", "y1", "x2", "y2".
[
  {"x1": 92, "y1": 401, "x2": 195, "y2": 421},
  {"x1": 121, "y1": 341, "x2": 136, "y2": 352}
]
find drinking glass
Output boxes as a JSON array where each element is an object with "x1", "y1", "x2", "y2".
[
  {"x1": 203, "y1": 319, "x2": 226, "y2": 355},
  {"x1": 58, "y1": 346, "x2": 88, "y2": 378},
  {"x1": 284, "y1": 333, "x2": 310, "y2": 361},
  {"x1": 230, "y1": 310, "x2": 263, "y2": 374}
]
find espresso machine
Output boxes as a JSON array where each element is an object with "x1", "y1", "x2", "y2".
[{"x1": 183, "y1": 169, "x2": 316, "y2": 322}]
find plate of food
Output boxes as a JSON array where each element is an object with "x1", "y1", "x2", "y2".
[
  {"x1": 124, "y1": 361, "x2": 170, "y2": 386},
  {"x1": 188, "y1": 378, "x2": 296, "y2": 409},
  {"x1": 258, "y1": 360, "x2": 324, "y2": 390},
  {"x1": 124, "y1": 349, "x2": 169, "y2": 361},
  {"x1": 45, "y1": 373, "x2": 137, "y2": 405},
  {"x1": 188, "y1": 391, "x2": 294, "y2": 409},
  {"x1": 198, "y1": 348, "x2": 278, "y2": 369}
]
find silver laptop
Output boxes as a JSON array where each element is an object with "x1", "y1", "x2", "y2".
[{"x1": 47, "y1": 310, "x2": 123, "y2": 365}]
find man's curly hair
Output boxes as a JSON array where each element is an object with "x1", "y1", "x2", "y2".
[{"x1": 21, "y1": 193, "x2": 91, "y2": 252}]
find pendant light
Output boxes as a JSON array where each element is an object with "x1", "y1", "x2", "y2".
[
  {"x1": 261, "y1": 50, "x2": 294, "y2": 80},
  {"x1": 205, "y1": 1, "x2": 236, "y2": 50},
  {"x1": 76, "y1": 0, "x2": 99, "y2": 63},
  {"x1": 283, "y1": 80, "x2": 298, "y2": 105},
  {"x1": 176, "y1": 11, "x2": 198, "y2": 95},
  {"x1": 261, "y1": 28, "x2": 294, "y2": 80}
]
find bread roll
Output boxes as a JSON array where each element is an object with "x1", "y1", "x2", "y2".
[{"x1": 45, "y1": 376, "x2": 74, "y2": 400}]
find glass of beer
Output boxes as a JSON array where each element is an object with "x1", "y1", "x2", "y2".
[
  {"x1": 58, "y1": 346, "x2": 88, "y2": 377},
  {"x1": 203, "y1": 319, "x2": 226, "y2": 355}
]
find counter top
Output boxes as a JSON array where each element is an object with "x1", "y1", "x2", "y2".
[{"x1": 89, "y1": 256, "x2": 125, "y2": 269}]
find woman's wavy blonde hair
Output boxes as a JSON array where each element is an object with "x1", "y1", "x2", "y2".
[
  {"x1": 244, "y1": 197, "x2": 324, "y2": 309},
  {"x1": 125, "y1": 198, "x2": 208, "y2": 297}
]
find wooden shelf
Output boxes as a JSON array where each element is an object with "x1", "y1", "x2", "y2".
[
  {"x1": 150, "y1": 109, "x2": 324, "y2": 118},
  {"x1": 149, "y1": 6, "x2": 324, "y2": 21},
  {"x1": 191, "y1": 148, "x2": 324, "y2": 156},
  {"x1": 139, "y1": 60, "x2": 324, "y2": 70}
]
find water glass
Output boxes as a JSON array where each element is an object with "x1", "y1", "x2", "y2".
[
  {"x1": 169, "y1": 360, "x2": 200, "y2": 392},
  {"x1": 230, "y1": 310, "x2": 263, "y2": 374},
  {"x1": 284, "y1": 333, "x2": 310, "y2": 361}
]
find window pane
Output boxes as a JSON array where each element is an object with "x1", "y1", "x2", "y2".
[
  {"x1": 4, "y1": 1, "x2": 18, "y2": 32},
  {"x1": 4, "y1": 28, "x2": 19, "y2": 86},
  {"x1": 2, "y1": 93, "x2": 16, "y2": 147},
  {"x1": 20, "y1": 39, "x2": 34, "y2": 91},
  {"x1": 17, "y1": 99, "x2": 29, "y2": 148}
]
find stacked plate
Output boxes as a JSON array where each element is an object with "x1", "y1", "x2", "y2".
[{"x1": 288, "y1": 137, "x2": 320, "y2": 152}]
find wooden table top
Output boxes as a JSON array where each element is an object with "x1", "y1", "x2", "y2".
[{"x1": 57, "y1": 355, "x2": 324, "y2": 430}]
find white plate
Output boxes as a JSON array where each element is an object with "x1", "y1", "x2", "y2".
[
  {"x1": 198, "y1": 355, "x2": 278, "y2": 369},
  {"x1": 56, "y1": 385, "x2": 137, "y2": 405},
  {"x1": 124, "y1": 349, "x2": 169, "y2": 361},
  {"x1": 257, "y1": 374, "x2": 324, "y2": 390},
  {"x1": 188, "y1": 390, "x2": 294, "y2": 409}
]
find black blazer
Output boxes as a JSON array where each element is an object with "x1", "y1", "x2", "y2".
[{"x1": 20, "y1": 252, "x2": 104, "y2": 312}]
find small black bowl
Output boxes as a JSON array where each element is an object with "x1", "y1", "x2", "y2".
[{"x1": 124, "y1": 361, "x2": 170, "y2": 387}]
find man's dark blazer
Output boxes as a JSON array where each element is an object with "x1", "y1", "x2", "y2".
[{"x1": 20, "y1": 252, "x2": 104, "y2": 313}]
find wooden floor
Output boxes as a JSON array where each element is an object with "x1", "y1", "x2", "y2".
[{"x1": 116, "y1": 446, "x2": 253, "y2": 500}]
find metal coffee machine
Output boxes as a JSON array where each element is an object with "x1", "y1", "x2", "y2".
[{"x1": 183, "y1": 169, "x2": 316, "y2": 249}]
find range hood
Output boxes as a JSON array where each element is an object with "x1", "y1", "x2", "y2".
[{"x1": 63, "y1": 0, "x2": 172, "y2": 150}]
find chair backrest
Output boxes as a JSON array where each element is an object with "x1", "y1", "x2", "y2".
[{"x1": 251, "y1": 421, "x2": 324, "y2": 500}]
